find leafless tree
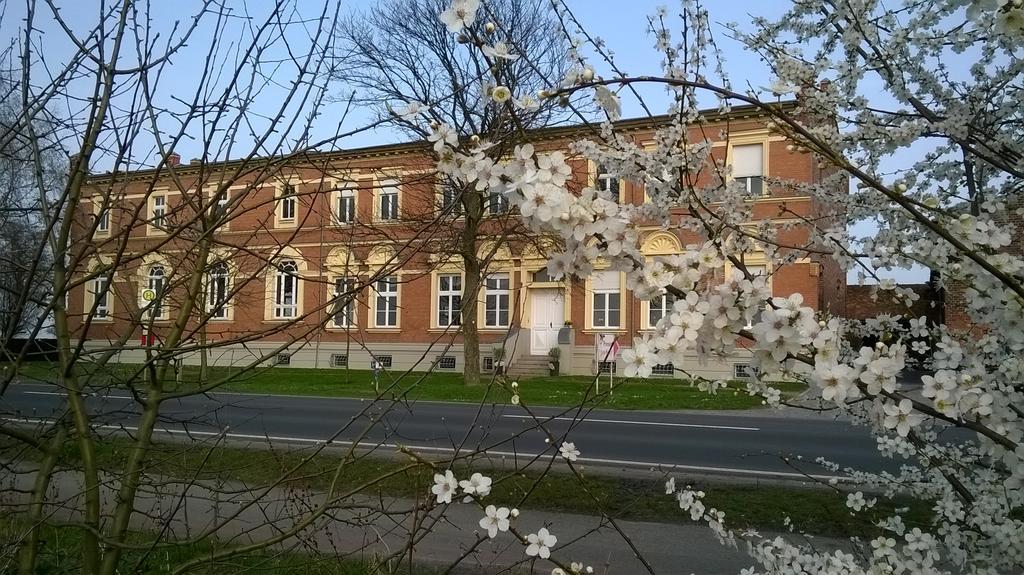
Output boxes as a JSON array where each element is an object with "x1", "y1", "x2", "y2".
[{"x1": 331, "y1": 0, "x2": 574, "y2": 384}]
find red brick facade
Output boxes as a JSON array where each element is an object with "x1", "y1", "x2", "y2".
[{"x1": 70, "y1": 106, "x2": 846, "y2": 377}]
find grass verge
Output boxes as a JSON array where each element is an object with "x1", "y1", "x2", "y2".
[
  {"x1": 7, "y1": 438, "x2": 932, "y2": 540},
  {"x1": 0, "y1": 517, "x2": 407, "y2": 574},
  {"x1": 9, "y1": 361, "x2": 805, "y2": 410}
]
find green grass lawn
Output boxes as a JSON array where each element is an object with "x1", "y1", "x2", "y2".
[
  {"x1": 8, "y1": 361, "x2": 805, "y2": 410},
  {"x1": 0, "y1": 517, "x2": 404, "y2": 575},
  {"x1": 5, "y1": 438, "x2": 931, "y2": 540}
]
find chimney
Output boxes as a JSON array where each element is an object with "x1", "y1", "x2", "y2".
[{"x1": 166, "y1": 152, "x2": 181, "y2": 167}]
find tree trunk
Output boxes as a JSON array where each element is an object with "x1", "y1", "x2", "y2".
[{"x1": 461, "y1": 187, "x2": 482, "y2": 386}]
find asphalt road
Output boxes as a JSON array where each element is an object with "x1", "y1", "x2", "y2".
[{"x1": 2, "y1": 382, "x2": 895, "y2": 480}]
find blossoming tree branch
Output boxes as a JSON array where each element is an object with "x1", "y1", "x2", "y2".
[{"x1": 417, "y1": 0, "x2": 1024, "y2": 573}]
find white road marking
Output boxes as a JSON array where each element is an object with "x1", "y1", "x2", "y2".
[
  {"x1": 24, "y1": 390, "x2": 133, "y2": 400},
  {"x1": 2, "y1": 416, "x2": 844, "y2": 481},
  {"x1": 502, "y1": 414, "x2": 759, "y2": 431}
]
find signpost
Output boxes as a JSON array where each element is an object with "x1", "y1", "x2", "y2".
[{"x1": 594, "y1": 334, "x2": 620, "y2": 395}]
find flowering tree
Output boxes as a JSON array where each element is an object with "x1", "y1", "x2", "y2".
[{"x1": 418, "y1": 0, "x2": 1024, "y2": 572}]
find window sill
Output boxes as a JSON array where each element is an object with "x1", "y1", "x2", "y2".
[
  {"x1": 326, "y1": 325, "x2": 358, "y2": 331},
  {"x1": 366, "y1": 327, "x2": 401, "y2": 333},
  {"x1": 582, "y1": 328, "x2": 626, "y2": 334}
]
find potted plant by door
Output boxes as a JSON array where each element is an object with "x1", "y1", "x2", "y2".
[{"x1": 547, "y1": 347, "x2": 561, "y2": 376}]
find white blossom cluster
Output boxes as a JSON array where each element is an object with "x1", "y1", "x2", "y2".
[{"x1": 429, "y1": 0, "x2": 1024, "y2": 572}]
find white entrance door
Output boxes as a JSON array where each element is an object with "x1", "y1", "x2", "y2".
[{"x1": 530, "y1": 289, "x2": 564, "y2": 355}]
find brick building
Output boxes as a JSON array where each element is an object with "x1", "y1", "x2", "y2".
[{"x1": 69, "y1": 104, "x2": 846, "y2": 379}]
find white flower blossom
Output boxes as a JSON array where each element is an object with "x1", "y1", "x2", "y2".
[{"x1": 525, "y1": 527, "x2": 557, "y2": 558}]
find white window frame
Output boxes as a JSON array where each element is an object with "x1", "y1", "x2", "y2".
[
  {"x1": 374, "y1": 276, "x2": 399, "y2": 328},
  {"x1": 484, "y1": 273, "x2": 510, "y2": 328},
  {"x1": 96, "y1": 207, "x2": 110, "y2": 234},
  {"x1": 151, "y1": 195, "x2": 166, "y2": 230},
  {"x1": 487, "y1": 191, "x2": 509, "y2": 215},
  {"x1": 273, "y1": 260, "x2": 300, "y2": 319},
  {"x1": 591, "y1": 271, "x2": 621, "y2": 329},
  {"x1": 437, "y1": 273, "x2": 462, "y2": 327},
  {"x1": 730, "y1": 142, "x2": 765, "y2": 197},
  {"x1": 743, "y1": 263, "x2": 768, "y2": 328},
  {"x1": 596, "y1": 163, "x2": 622, "y2": 201},
  {"x1": 207, "y1": 262, "x2": 230, "y2": 320},
  {"x1": 335, "y1": 186, "x2": 356, "y2": 225},
  {"x1": 90, "y1": 275, "x2": 111, "y2": 319},
  {"x1": 376, "y1": 179, "x2": 400, "y2": 222},
  {"x1": 146, "y1": 265, "x2": 166, "y2": 320},
  {"x1": 440, "y1": 183, "x2": 463, "y2": 216},
  {"x1": 646, "y1": 292, "x2": 674, "y2": 329},
  {"x1": 332, "y1": 276, "x2": 357, "y2": 328},
  {"x1": 278, "y1": 184, "x2": 297, "y2": 224}
]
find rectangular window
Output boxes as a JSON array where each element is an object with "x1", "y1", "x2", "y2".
[
  {"x1": 374, "y1": 276, "x2": 398, "y2": 327},
  {"x1": 598, "y1": 361, "x2": 616, "y2": 374},
  {"x1": 279, "y1": 184, "x2": 297, "y2": 221},
  {"x1": 487, "y1": 191, "x2": 509, "y2": 215},
  {"x1": 375, "y1": 355, "x2": 393, "y2": 368},
  {"x1": 648, "y1": 292, "x2": 675, "y2": 328},
  {"x1": 484, "y1": 273, "x2": 510, "y2": 328},
  {"x1": 652, "y1": 363, "x2": 675, "y2": 376},
  {"x1": 732, "y1": 143, "x2": 764, "y2": 196},
  {"x1": 336, "y1": 188, "x2": 355, "y2": 224},
  {"x1": 441, "y1": 183, "x2": 463, "y2": 216},
  {"x1": 734, "y1": 363, "x2": 757, "y2": 379},
  {"x1": 437, "y1": 274, "x2": 462, "y2": 327},
  {"x1": 333, "y1": 277, "x2": 356, "y2": 327},
  {"x1": 96, "y1": 208, "x2": 110, "y2": 232},
  {"x1": 379, "y1": 180, "x2": 399, "y2": 221},
  {"x1": 212, "y1": 192, "x2": 229, "y2": 220},
  {"x1": 591, "y1": 271, "x2": 620, "y2": 329},
  {"x1": 91, "y1": 277, "x2": 110, "y2": 318},
  {"x1": 482, "y1": 356, "x2": 494, "y2": 372},
  {"x1": 744, "y1": 264, "x2": 767, "y2": 328},
  {"x1": 152, "y1": 195, "x2": 166, "y2": 228},
  {"x1": 276, "y1": 353, "x2": 291, "y2": 366},
  {"x1": 208, "y1": 263, "x2": 230, "y2": 319},
  {"x1": 330, "y1": 354, "x2": 348, "y2": 367},
  {"x1": 437, "y1": 356, "x2": 456, "y2": 370},
  {"x1": 596, "y1": 163, "x2": 620, "y2": 200}
]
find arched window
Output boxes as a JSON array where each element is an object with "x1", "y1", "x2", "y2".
[
  {"x1": 208, "y1": 262, "x2": 230, "y2": 319},
  {"x1": 274, "y1": 259, "x2": 299, "y2": 318},
  {"x1": 147, "y1": 265, "x2": 166, "y2": 319}
]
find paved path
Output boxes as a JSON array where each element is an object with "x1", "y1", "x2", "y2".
[
  {"x1": 1, "y1": 465, "x2": 847, "y2": 574},
  {"x1": 1, "y1": 382, "x2": 895, "y2": 480}
]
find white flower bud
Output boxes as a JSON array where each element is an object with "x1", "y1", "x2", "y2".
[
  {"x1": 485, "y1": 22, "x2": 496, "y2": 33},
  {"x1": 581, "y1": 67, "x2": 595, "y2": 82}
]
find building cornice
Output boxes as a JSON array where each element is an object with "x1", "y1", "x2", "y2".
[{"x1": 84, "y1": 101, "x2": 799, "y2": 186}]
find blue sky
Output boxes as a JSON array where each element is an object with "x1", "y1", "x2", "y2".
[{"x1": 0, "y1": 0, "x2": 924, "y2": 283}]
